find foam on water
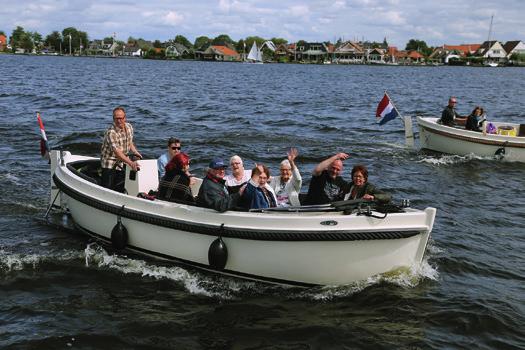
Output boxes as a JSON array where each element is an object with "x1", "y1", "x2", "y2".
[
  {"x1": 417, "y1": 153, "x2": 490, "y2": 165},
  {"x1": 83, "y1": 243, "x2": 230, "y2": 298},
  {"x1": 0, "y1": 248, "x2": 83, "y2": 272},
  {"x1": 1, "y1": 172, "x2": 22, "y2": 185}
]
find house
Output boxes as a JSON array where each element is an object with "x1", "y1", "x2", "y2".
[
  {"x1": 274, "y1": 43, "x2": 296, "y2": 62},
  {"x1": 0, "y1": 34, "x2": 7, "y2": 51},
  {"x1": 367, "y1": 48, "x2": 386, "y2": 64},
  {"x1": 394, "y1": 50, "x2": 424, "y2": 64},
  {"x1": 297, "y1": 42, "x2": 329, "y2": 63},
  {"x1": 503, "y1": 40, "x2": 525, "y2": 59},
  {"x1": 385, "y1": 46, "x2": 398, "y2": 63},
  {"x1": 123, "y1": 45, "x2": 142, "y2": 57},
  {"x1": 201, "y1": 45, "x2": 240, "y2": 61},
  {"x1": 334, "y1": 41, "x2": 365, "y2": 64},
  {"x1": 88, "y1": 39, "x2": 119, "y2": 56},
  {"x1": 428, "y1": 44, "x2": 481, "y2": 64},
  {"x1": 165, "y1": 43, "x2": 190, "y2": 59},
  {"x1": 476, "y1": 41, "x2": 506, "y2": 62}
]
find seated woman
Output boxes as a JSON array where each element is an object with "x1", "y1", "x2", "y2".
[
  {"x1": 241, "y1": 164, "x2": 277, "y2": 210},
  {"x1": 342, "y1": 165, "x2": 391, "y2": 203},
  {"x1": 465, "y1": 106, "x2": 484, "y2": 132},
  {"x1": 224, "y1": 155, "x2": 252, "y2": 194},
  {"x1": 157, "y1": 152, "x2": 195, "y2": 204},
  {"x1": 269, "y1": 148, "x2": 302, "y2": 207}
]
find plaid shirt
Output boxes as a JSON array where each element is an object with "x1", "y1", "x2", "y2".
[{"x1": 101, "y1": 122, "x2": 134, "y2": 169}]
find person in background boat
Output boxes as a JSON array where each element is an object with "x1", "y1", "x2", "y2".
[
  {"x1": 269, "y1": 148, "x2": 302, "y2": 207},
  {"x1": 304, "y1": 152, "x2": 349, "y2": 205},
  {"x1": 224, "y1": 155, "x2": 252, "y2": 194},
  {"x1": 157, "y1": 152, "x2": 195, "y2": 204},
  {"x1": 197, "y1": 158, "x2": 242, "y2": 212},
  {"x1": 440, "y1": 97, "x2": 466, "y2": 127},
  {"x1": 157, "y1": 137, "x2": 181, "y2": 179},
  {"x1": 341, "y1": 165, "x2": 391, "y2": 203},
  {"x1": 241, "y1": 164, "x2": 277, "y2": 210},
  {"x1": 465, "y1": 106, "x2": 484, "y2": 132},
  {"x1": 100, "y1": 106, "x2": 142, "y2": 192}
]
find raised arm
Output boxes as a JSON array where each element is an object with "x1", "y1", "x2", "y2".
[{"x1": 312, "y1": 152, "x2": 349, "y2": 176}]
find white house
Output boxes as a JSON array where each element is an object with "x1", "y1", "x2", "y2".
[
  {"x1": 503, "y1": 40, "x2": 525, "y2": 59},
  {"x1": 476, "y1": 41, "x2": 507, "y2": 62}
]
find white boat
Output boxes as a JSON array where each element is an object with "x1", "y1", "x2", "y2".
[
  {"x1": 246, "y1": 42, "x2": 263, "y2": 64},
  {"x1": 417, "y1": 117, "x2": 525, "y2": 161},
  {"x1": 47, "y1": 150, "x2": 436, "y2": 287}
]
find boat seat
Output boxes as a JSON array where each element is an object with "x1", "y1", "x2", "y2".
[{"x1": 519, "y1": 124, "x2": 525, "y2": 137}]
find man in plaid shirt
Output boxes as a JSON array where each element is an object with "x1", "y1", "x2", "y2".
[{"x1": 100, "y1": 107, "x2": 142, "y2": 192}]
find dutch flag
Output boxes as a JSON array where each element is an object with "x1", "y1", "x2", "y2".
[
  {"x1": 376, "y1": 93, "x2": 400, "y2": 125},
  {"x1": 37, "y1": 112, "x2": 50, "y2": 160}
]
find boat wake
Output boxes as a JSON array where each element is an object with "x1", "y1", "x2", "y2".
[{"x1": 418, "y1": 153, "x2": 489, "y2": 165}]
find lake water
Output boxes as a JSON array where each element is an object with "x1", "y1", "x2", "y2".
[{"x1": 1, "y1": 55, "x2": 524, "y2": 349}]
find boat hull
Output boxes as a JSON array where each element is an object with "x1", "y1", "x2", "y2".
[
  {"x1": 51, "y1": 151, "x2": 436, "y2": 286},
  {"x1": 418, "y1": 117, "x2": 525, "y2": 162}
]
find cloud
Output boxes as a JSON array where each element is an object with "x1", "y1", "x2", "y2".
[
  {"x1": 162, "y1": 11, "x2": 184, "y2": 26},
  {"x1": 288, "y1": 5, "x2": 309, "y2": 17},
  {"x1": 0, "y1": 0, "x2": 524, "y2": 46}
]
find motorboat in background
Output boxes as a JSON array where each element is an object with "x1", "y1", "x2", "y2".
[{"x1": 417, "y1": 117, "x2": 525, "y2": 161}]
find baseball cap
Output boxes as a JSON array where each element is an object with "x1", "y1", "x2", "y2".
[{"x1": 209, "y1": 158, "x2": 228, "y2": 169}]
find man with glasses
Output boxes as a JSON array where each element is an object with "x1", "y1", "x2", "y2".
[
  {"x1": 100, "y1": 106, "x2": 142, "y2": 192},
  {"x1": 197, "y1": 158, "x2": 242, "y2": 212},
  {"x1": 157, "y1": 137, "x2": 181, "y2": 179},
  {"x1": 440, "y1": 97, "x2": 466, "y2": 127}
]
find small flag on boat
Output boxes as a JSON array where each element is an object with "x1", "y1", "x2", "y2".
[
  {"x1": 37, "y1": 112, "x2": 50, "y2": 160},
  {"x1": 376, "y1": 93, "x2": 400, "y2": 125}
]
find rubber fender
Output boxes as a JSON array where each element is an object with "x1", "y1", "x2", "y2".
[
  {"x1": 494, "y1": 147, "x2": 505, "y2": 160},
  {"x1": 208, "y1": 237, "x2": 228, "y2": 270},
  {"x1": 111, "y1": 218, "x2": 128, "y2": 250}
]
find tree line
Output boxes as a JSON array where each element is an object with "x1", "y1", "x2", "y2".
[{"x1": 1, "y1": 25, "x2": 438, "y2": 57}]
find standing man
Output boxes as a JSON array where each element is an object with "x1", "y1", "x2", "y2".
[
  {"x1": 197, "y1": 158, "x2": 241, "y2": 212},
  {"x1": 304, "y1": 152, "x2": 349, "y2": 205},
  {"x1": 157, "y1": 137, "x2": 181, "y2": 179},
  {"x1": 440, "y1": 97, "x2": 466, "y2": 127},
  {"x1": 100, "y1": 106, "x2": 142, "y2": 192}
]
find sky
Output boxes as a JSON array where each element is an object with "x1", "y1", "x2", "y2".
[{"x1": 0, "y1": 0, "x2": 524, "y2": 47}]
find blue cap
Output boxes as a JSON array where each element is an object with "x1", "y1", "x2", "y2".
[{"x1": 209, "y1": 158, "x2": 227, "y2": 169}]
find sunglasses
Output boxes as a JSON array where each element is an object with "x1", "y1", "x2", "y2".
[{"x1": 171, "y1": 146, "x2": 181, "y2": 150}]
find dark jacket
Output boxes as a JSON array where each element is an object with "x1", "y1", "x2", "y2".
[
  {"x1": 158, "y1": 169, "x2": 195, "y2": 204},
  {"x1": 440, "y1": 106, "x2": 459, "y2": 127},
  {"x1": 197, "y1": 175, "x2": 240, "y2": 212},
  {"x1": 342, "y1": 182, "x2": 391, "y2": 203},
  {"x1": 241, "y1": 181, "x2": 277, "y2": 210},
  {"x1": 305, "y1": 171, "x2": 348, "y2": 205},
  {"x1": 465, "y1": 114, "x2": 482, "y2": 132}
]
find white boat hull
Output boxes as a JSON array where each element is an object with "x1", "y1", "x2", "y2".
[
  {"x1": 50, "y1": 151, "x2": 436, "y2": 286},
  {"x1": 418, "y1": 117, "x2": 525, "y2": 162}
]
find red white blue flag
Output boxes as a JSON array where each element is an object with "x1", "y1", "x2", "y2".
[
  {"x1": 37, "y1": 112, "x2": 50, "y2": 160},
  {"x1": 376, "y1": 93, "x2": 400, "y2": 125}
]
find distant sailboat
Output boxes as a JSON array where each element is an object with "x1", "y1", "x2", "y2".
[
  {"x1": 484, "y1": 15, "x2": 499, "y2": 67},
  {"x1": 247, "y1": 42, "x2": 263, "y2": 64}
]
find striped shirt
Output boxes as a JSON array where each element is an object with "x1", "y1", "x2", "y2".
[{"x1": 101, "y1": 122, "x2": 134, "y2": 169}]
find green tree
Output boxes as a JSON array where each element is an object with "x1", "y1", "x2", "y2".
[
  {"x1": 45, "y1": 31, "x2": 62, "y2": 52},
  {"x1": 62, "y1": 27, "x2": 85, "y2": 54},
  {"x1": 10, "y1": 26, "x2": 26, "y2": 48},
  {"x1": 271, "y1": 37, "x2": 288, "y2": 46},
  {"x1": 152, "y1": 40, "x2": 163, "y2": 48},
  {"x1": 212, "y1": 34, "x2": 234, "y2": 46},
  {"x1": 405, "y1": 39, "x2": 428, "y2": 52},
  {"x1": 173, "y1": 35, "x2": 193, "y2": 49},
  {"x1": 20, "y1": 32, "x2": 34, "y2": 52},
  {"x1": 29, "y1": 31, "x2": 43, "y2": 50},
  {"x1": 244, "y1": 36, "x2": 265, "y2": 50},
  {"x1": 236, "y1": 39, "x2": 246, "y2": 54},
  {"x1": 194, "y1": 36, "x2": 211, "y2": 50}
]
